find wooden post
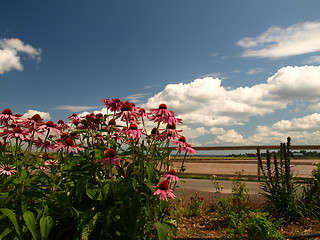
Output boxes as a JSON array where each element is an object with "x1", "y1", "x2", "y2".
[{"x1": 257, "y1": 147, "x2": 261, "y2": 180}]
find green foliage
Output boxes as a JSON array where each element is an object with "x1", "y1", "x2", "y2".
[
  {"x1": 257, "y1": 137, "x2": 319, "y2": 222},
  {"x1": 214, "y1": 174, "x2": 251, "y2": 227},
  {"x1": 246, "y1": 212, "x2": 284, "y2": 240},
  {"x1": 211, "y1": 174, "x2": 284, "y2": 239},
  {"x1": 302, "y1": 162, "x2": 320, "y2": 218},
  {"x1": 188, "y1": 192, "x2": 204, "y2": 216}
]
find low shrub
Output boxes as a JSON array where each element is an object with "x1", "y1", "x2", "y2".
[
  {"x1": 188, "y1": 192, "x2": 204, "y2": 216},
  {"x1": 211, "y1": 173, "x2": 284, "y2": 239}
]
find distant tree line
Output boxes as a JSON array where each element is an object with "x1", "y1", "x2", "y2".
[{"x1": 227, "y1": 150, "x2": 320, "y2": 158}]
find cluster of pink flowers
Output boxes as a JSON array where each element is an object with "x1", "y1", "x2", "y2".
[
  {"x1": 0, "y1": 99, "x2": 197, "y2": 201},
  {"x1": 98, "y1": 99, "x2": 196, "y2": 153},
  {"x1": 0, "y1": 109, "x2": 83, "y2": 156}
]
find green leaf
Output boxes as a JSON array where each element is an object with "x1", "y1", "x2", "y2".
[
  {"x1": 0, "y1": 208, "x2": 21, "y2": 239},
  {"x1": 19, "y1": 169, "x2": 28, "y2": 181},
  {"x1": 0, "y1": 193, "x2": 9, "y2": 208},
  {"x1": 23, "y1": 211, "x2": 38, "y2": 240},
  {"x1": 94, "y1": 149, "x2": 104, "y2": 160},
  {"x1": 156, "y1": 222, "x2": 169, "y2": 240},
  {"x1": 0, "y1": 228, "x2": 12, "y2": 239},
  {"x1": 40, "y1": 216, "x2": 53, "y2": 240},
  {"x1": 86, "y1": 184, "x2": 101, "y2": 200},
  {"x1": 146, "y1": 163, "x2": 157, "y2": 182},
  {"x1": 101, "y1": 181, "x2": 111, "y2": 201},
  {"x1": 71, "y1": 130, "x2": 89, "y2": 135},
  {"x1": 76, "y1": 177, "x2": 89, "y2": 203},
  {"x1": 80, "y1": 212, "x2": 99, "y2": 240}
]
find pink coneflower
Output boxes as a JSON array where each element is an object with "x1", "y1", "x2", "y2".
[
  {"x1": 53, "y1": 137, "x2": 83, "y2": 153},
  {"x1": 37, "y1": 121, "x2": 61, "y2": 136},
  {"x1": 72, "y1": 119, "x2": 81, "y2": 127},
  {"x1": 121, "y1": 101, "x2": 133, "y2": 111},
  {"x1": 68, "y1": 113, "x2": 80, "y2": 121},
  {"x1": 137, "y1": 107, "x2": 149, "y2": 119},
  {"x1": 80, "y1": 113, "x2": 99, "y2": 130},
  {"x1": 104, "y1": 118, "x2": 117, "y2": 132},
  {"x1": 149, "y1": 104, "x2": 174, "y2": 123},
  {"x1": 183, "y1": 144, "x2": 197, "y2": 155},
  {"x1": 162, "y1": 111, "x2": 182, "y2": 125},
  {"x1": 117, "y1": 101, "x2": 140, "y2": 124},
  {"x1": 22, "y1": 113, "x2": 44, "y2": 130},
  {"x1": 98, "y1": 148, "x2": 122, "y2": 168},
  {"x1": 0, "y1": 109, "x2": 22, "y2": 124},
  {"x1": 124, "y1": 124, "x2": 143, "y2": 140},
  {"x1": 64, "y1": 137, "x2": 83, "y2": 153},
  {"x1": 0, "y1": 165, "x2": 17, "y2": 176},
  {"x1": 41, "y1": 154, "x2": 58, "y2": 166},
  {"x1": 163, "y1": 169, "x2": 180, "y2": 182},
  {"x1": 94, "y1": 133, "x2": 105, "y2": 140},
  {"x1": 152, "y1": 180, "x2": 176, "y2": 201},
  {"x1": 100, "y1": 98, "x2": 109, "y2": 105},
  {"x1": 174, "y1": 136, "x2": 188, "y2": 148},
  {"x1": 1, "y1": 108, "x2": 12, "y2": 115},
  {"x1": 0, "y1": 127, "x2": 31, "y2": 141},
  {"x1": 44, "y1": 159, "x2": 59, "y2": 166},
  {"x1": 57, "y1": 120, "x2": 69, "y2": 130},
  {"x1": 175, "y1": 138, "x2": 197, "y2": 155},
  {"x1": 161, "y1": 123, "x2": 182, "y2": 140},
  {"x1": 33, "y1": 137, "x2": 53, "y2": 150},
  {"x1": 102, "y1": 98, "x2": 122, "y2": 112}
]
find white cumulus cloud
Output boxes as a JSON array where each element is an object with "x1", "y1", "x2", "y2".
[
  {"x1": 271, "y1": 113, "x2": 320, "y2": 131},
  {"x1": 215, "y1": 129, "x2": 245, "y2": 144},
  {"x1": 0, "y1": 38, "x2": 41, "y2": 74},
  {"x1": 230, "y1": 113, "x2": 320, "y2": 145},
  {"x1": 23, "y1": 110, "x2": 51, "y2": 120},
  {"x1": 143, "y1": 65, "x2": 320, "y2": 127},
  {"x1": 237, "y1": 21, "x2": 320, "y2": 59}
]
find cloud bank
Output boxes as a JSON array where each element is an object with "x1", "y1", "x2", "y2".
[
  {"x1": 142, "y1": 65, "x2": 320, "y2": 145},
  {"x1": 143, "y1": 65, "x2": 320, "y2": 127},
  {"x1": 0, "y1": 38, "x2": 41, "y2": 74}
]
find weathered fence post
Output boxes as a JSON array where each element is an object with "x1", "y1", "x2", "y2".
[{"x1": 256, "y1": 147, "x2": 261, "y2": 180}]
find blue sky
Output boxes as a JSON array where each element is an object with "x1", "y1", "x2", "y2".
[{"x1": 1, "y1": 0, "x2": 320, "y2": 146}]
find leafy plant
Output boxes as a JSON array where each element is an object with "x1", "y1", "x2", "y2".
[
  {"x1": 257, "y1": 137, "x2": 307, "y2": 222},
  {"x1": 0, "y1": 99, "x2": 197, "y2": 239},
  {"x1": 215, "y1": 173, "x2": 251, "y2": 231},
  {"x1": 246, "y1": 212, "x2": 284, "y2": 240},
  {"x1": 212, "y1": 173, "x2": 284, "y2": 239},
  {"x1": 302, "y1": 162, "x2": 320, "y2": 218},
  {"x1": 188, "y1": 192, "x2": 204, "y2": 216}
]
